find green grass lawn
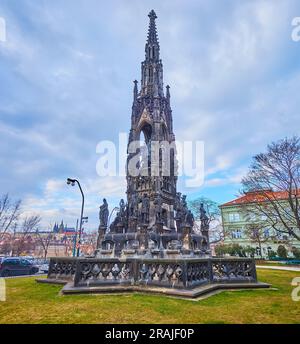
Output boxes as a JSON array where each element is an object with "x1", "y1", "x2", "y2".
[{"x1": 0, "y1": 269, "x2": 299, "y2": 324}]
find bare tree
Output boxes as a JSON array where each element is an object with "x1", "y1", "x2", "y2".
[
  {"x1": 13, "y1": 215, "x2": 41, "y2": 256},
  {"x1": 188, "y1": 197, "x2": 224, "y2": 243},
  {"x1": 243, "y1": 223, "x2": 270, "y2": 259},
  {"x1": 0, "y1": 194, "x2": 21, "y2": 240},
  {"x1": 36, "y1": 227, "x2": 53, "y2": 259},
  {"x1": 242, "y1": 136, "x2": 300, "y2": 241}
]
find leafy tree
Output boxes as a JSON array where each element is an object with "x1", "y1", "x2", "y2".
[
  {"x1": 291, "y1": 247, "x2": 300, "y2": 259},
  {"x1": 215, "y1": 243, "x2": 249, "y2": 257},
  {"x1": 244, "y1": 245, "x2": 256, "y2": 257},
  {"x1": 268, "y1": 250, "x2": 277, "y2": 259},
  {"x1": 277, "y1": 245, "x2": 288, "y2": 259}
]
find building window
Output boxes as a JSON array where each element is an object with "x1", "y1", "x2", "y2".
[
  {"x1": 229, "y1": 213, "x2": 240, "y2": 222},
  {"x1": 231, "y1": 229, "x2": 242, "y2": 239},
  {"x1": 249, "y1": 213, "x2": 256, "y2": 221},
  {"x1": 276, "y1": 231, "x2": 284, "y2": 240}
]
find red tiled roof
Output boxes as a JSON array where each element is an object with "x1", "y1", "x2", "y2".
[{"x1": 221, "y1": 189, "x2": 300, "y2": 207}]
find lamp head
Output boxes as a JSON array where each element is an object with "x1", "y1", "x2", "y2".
[{"x1": 67, "y1": 178, "x2": 76, "y2": 186}]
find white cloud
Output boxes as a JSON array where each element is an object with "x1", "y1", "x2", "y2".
[{"x1": 1, "y1": 0, "x2": 300, "y2": 224}]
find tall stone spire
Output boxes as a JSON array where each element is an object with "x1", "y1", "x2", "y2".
[
  {"x1": 126, "y1": 10, "x2": 177, "y2": 231},
  {"x1": 146, "y1": 10, "x2": 159, "y2": 58},
  {"x1": 141, "y1": 10, "x2": 163, "y2": 97}
]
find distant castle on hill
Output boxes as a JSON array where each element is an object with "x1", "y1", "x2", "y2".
[{"x1": 52, "y1": 220, "x2": 76, "y2": 234}]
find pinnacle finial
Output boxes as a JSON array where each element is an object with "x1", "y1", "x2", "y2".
[
  {"x1": 147, "y1": 10, "x2": 158, "y2": 45},
  {"x1": 148, "y1": 9, "x2": 157, "y2": 20},
  {"x1": 133, "y1": 80, "x2": 138, "y2": 99},
  {"x1": 166, "y1": 85, "x2": 170, "y2": 99}
]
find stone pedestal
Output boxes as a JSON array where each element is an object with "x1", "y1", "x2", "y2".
[
  {"x1": 116, "y1": 222, "x2": 124, "y2": 234},
  {"x1": 96, "y1": 225, "x2": 107, "y2": 248},
  {"x1": 181, "y1": 224, "x2": 192, "y2": 254},
  {"x1": 128, "y1": 217, "x2": 138, "y2": 233},
  {"x1": 138, "y1": 224, "x2": 149, "y2": 250}
]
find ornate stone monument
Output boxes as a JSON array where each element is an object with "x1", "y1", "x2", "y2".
[{"x1": 40, "y1": 10, "x2": 269, "y2": 298}]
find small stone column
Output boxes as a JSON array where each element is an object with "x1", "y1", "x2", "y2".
[
  {"x1": 96, "y1": 225, "x2": 107, "y2": 249},
  {"x1": 181, "y1": 224, "x2": 192, "y2": 254},
  {"x1": 137, "y1": 224, "x2": 149, "y2": 253}
]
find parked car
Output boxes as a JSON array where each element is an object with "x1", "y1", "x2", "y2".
[
  {"x1": 33, "y1": 259, "x2": 49, "y2": 273},
  {"x1": 0, "y1": 257, "x2": 39, "y2": 277},
  {"x1": 39, "y1": 262, "x2": 49, "y2": 273}
]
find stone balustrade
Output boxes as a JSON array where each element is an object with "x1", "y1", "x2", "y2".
[{"x1": 46, "y1": 257, "x2": 257, "y2": 289}]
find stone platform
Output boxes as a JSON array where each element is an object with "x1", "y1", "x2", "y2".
[{"x1": 36, "y1": 256, "x2": 270, "y2": 299}]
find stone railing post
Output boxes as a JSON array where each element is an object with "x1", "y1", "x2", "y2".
[
  {"x1": 133, "y1": 258, "x2": 139, "y2": 284},
  {"x1": 250, "y1": 259, "x2": 257, "y2": 281},
  {"x1": 182, "y1": 260, "x2": 188, "y2": 288},
  {"x1": 47, "y1": 258, "x2": 55, "y2": 278},
  {"x1": 74, "y1": 259, "x2": 82, "y2": 287},
  {"x1": 208, "y1": 258, "x2": 213, "y2": 283}
]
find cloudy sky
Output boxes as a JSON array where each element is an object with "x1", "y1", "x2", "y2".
[{"x1": 0, "y1": 0, "x2": 300, "y2": 230}]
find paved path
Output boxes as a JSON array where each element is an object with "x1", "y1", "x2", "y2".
[{"x1": 257, "y1": 265, "x2": 300, "y2": 272}]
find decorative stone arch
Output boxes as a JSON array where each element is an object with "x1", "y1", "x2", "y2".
[
  {"x1": 124, "y1": 239, "x2": 139, "y2": 250},
  {"x1": 137, "y1": 121, "x2": 153, "y2": 143},
  {"x1": 149, "y1": 238, "x2": 158, "y2": 249},
  {"x1": 101, "y1": 240, "x2": 115, "y2": 250},
  {"x1": 137, "y1": 108, "x2": 153, "y2": 141},
  {"x1": 192, "y1": 238, "x2": 201, "y2": 250}
]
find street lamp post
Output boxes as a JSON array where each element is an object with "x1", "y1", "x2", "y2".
[
  {"x1": 72, "y1": 219, "x2": 79, "y2": 257},
  {"x1": 67, "y1": 178, "x2": 85, "y2": 257}
]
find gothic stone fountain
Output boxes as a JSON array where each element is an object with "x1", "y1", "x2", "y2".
[{"x1": 39, "y1": 11, "x2": 269, "y2": 298}]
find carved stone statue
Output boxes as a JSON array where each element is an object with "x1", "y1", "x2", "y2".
[
  {"x1": 186, "y1": 210, "x2": 194, "y2": 227},
  {"x1": 140, "y1": 193, "x2": 150, "y2": 223},
  {"x1": 129, "y1": 193, "x2": 138, "y2": 218},
  {"x1": 119, "y1": 199, "x2": 126, "y2": 222},
  {"x1": 200, "y1": 203, "x2": 209, "y2": 229},
  {"x1": 180, "y1": 194, "x2": 189, "y2": 224},
  {"x1": 99, "y1": 198, "x2": 109, "y2": 228},
  {"x1": 154, "y1": 193, "x2": 163, "y2": 223},
  {"x1": 182, "y1": 194, "x2": 187, "y2": 208}
]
